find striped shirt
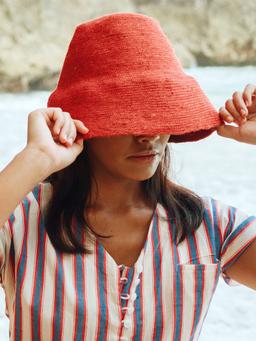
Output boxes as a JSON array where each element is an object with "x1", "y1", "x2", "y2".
[{"x1": 0, "y1": 181, "x2": 256, "y2": 341}]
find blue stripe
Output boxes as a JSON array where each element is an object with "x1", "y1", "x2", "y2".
[
  {"x1": 15, "y1": 198, "x2": 30, "y2": 340},
  {"x1": 54, "y1": 252, "x2": 64, "y2": 341},
  {"x1": 187, "y1": 230, "x2": 198, "y2": 264},
  {"x1": 189, "y1": 265, "x2": 204, "y2": 341},
  {"x1": 120, "y1": 267, "x2": 134, "y2": 309},
  {"x1": 203, "y1": 203, "x2": 219, "y2": 261},
  {"x1": 97, "y1": 244, "x2": 107, "y2": 340},
  {"x1": 211, "y1": 198, "x2": 222, "y2": 257},
  {"x1": 222, "y1": 216, "x2": 256, "y2": 254},
  {"x1": 223, "y1": 206, "x2": 236, "y2": 240},
  {"x1": 31, "y1": 186, "x2": 46, "y2": 339},
  {"x1": 171, "y1": 219, "x2": 182, "y2": 341},
  {"x1": 74, "y1": 221, "x2": 85, "y2": 340},
  {"x1": 32, "y1": 184, "x2": 40, "y2": 203},
  {"x1": 152, "y1": 213, "x2": 163, "y2": 340}
]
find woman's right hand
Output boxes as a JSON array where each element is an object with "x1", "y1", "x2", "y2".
[{"x1": 26, "y1": 107, "x2": 89, "y2": 174}]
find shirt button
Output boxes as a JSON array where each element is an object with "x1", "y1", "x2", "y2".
[
  {"x1": 120, "y1": 277, "x2": 128, "y2": 284},
  {"x1": 128, "y1": 307, "x2": 134, "y2": 314},
  {"x1": 120, "y1": 293, "x2": 130, "y2": 300},
  {"x1": 135, "y1": 278, "x2": 140, "y2": 285},
  {"x1": 122, "y1": 319, "x2": 132, "y2": 328},
  {"x1": 131, "y1": 293, "x2": 137, "y2": 301}
]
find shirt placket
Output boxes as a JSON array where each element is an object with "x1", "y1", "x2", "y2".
[{"x1": 118, "y1": 262, "x2": 143, "y2": 341}]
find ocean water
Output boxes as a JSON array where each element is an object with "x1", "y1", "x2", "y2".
[{"x1": 0, "y1": 66, "x2": 256, "y2": 340}]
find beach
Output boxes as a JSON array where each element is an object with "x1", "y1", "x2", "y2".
[{"x1": 0, "y1": 66, "x2": 256, "y2": 340}]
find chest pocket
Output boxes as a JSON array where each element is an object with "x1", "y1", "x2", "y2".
[
  {"x1": 175, "y1": 255, "x2": 221, "y2": 299},
  {"x1": 174, "y1": 258, "x2": 221, "y2": 336}
]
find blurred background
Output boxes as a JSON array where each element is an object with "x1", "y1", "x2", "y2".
[{"x1": 0, "y1": 0, "x2": 256, "y2": 340}]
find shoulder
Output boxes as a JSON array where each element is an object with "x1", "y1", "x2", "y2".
[
  {"x1": 3, "y1": 181, "x2": 53, "y2": 236},
  {"x1": 199, "y1": 195, "x2": 256, "y2": 234}
]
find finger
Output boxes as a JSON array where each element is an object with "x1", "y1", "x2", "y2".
[
  {"x1": 59, "y1": 115, "x2": 72, "y2": 144},
  {"x1": 51, "y1": 109, "x2": 66, "y2": 135},
  {"x1": 217, "y1": 124, "x2": 242, "y2": 141},
  {"x1": 219, "y1": 107, "x2": 235, "y2": 123},
  {"x1": 73, "y1": 120, "x2": 89, "y2": 133},
  {"x1": 39, "y1": 107, "x2": 65, "y2": 135},
  {"x1": 66, "y1": 121, "x2": 78, "y2": 145},
  {"x1": 225, "y1": 99, "x2": 243, "y2": 124},
  {"x1": 232, "y1": 91, "x2": 248, "y2": 117},
  {"x1": 243, "y1": 84, "x2": 256, "y2": 107},
  {"x1": 74, "y1": 133, "x2": 85, "y2": 147}
]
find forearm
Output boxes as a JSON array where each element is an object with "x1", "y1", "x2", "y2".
[{"x1": 0, "y1": 147, "x2": 52, "y2": 227}]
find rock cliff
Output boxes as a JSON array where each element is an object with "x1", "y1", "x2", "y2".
[{"x1": 0, "y1": 0, "x2": 255, "y2": 92}]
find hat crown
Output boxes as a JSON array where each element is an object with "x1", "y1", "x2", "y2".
[
  {"x1": 48, "y1": 12, "x2": 220, "y2": 143},
  {"x1": 58, "y1": 13, "x2": 183, "y2": 87}
]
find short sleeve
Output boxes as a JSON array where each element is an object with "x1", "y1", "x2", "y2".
[
  {"x1": 0, "y1": 213, "x2": 14, "y2": 283},
  {"x1": 0, "y1": 182, "x2": 50, "y2": 283},
  {"x1": 0, "y1": 226, "x2": 9, "y2": 281},
  {"x1": 202, "y1": 196, "x2": 256, "y2": 286}
]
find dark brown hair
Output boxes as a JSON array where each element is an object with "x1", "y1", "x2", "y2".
[{"x1": 44, "y1": 141, "x2": 204, "y2": 254}]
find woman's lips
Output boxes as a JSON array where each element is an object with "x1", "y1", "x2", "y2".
[{"x1": 128, "y1": 154, "x2": 158, "y2": 163}]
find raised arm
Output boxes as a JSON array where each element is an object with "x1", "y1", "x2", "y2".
[
  {"x1": 217, "y1": 83, "x2": 256, "y2": 290},
  {"x1": 0, "y1": 147, "x2": 52, "y2": 227},
  {"x1": 0, "y1": 107, "x2": 89, "y2": 227}
]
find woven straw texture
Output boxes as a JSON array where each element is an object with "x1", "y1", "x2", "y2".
[{"x1": 48, "y1": 12, "x2": 222, "y2": 143}]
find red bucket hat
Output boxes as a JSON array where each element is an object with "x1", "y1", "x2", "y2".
[{"x1": 47, "y1": 12, "x2": 222, "y2": 143}]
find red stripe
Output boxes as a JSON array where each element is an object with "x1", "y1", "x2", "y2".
[
  {"x1": 164, "y1": 207, "x2": 177, "y2": 341},
  {"x1": 51, "y1": 254, "x2": 58, "y2": 341},
  {"x1": 189, "y1": 267, "x2": 197, "y2": 337},
  {"x1": 192, "y1": 234, "x2": 200, "y2": 259},
  {"x1": 82, "y1": 230, "x2": 87, "y2": 339},
  {"x1": 31, "y1": 184, "x2": 45, "y2": 340},
  {"x1": 178, "y1": 266, "x2": 184, "y2": 341},
  {"x1": 223, "y1": 206, "x2": 232, "y2": 239},
  {"x1": 151, "y1": 231, "x2": 157, "y2": 340},
  {"x1": 157, "y1": 209, "x2": 164, "y2": 339},
  {"x1": 40, "y1": 227, "x2": 47, "y2": 336},
  {"x1": 223, "y1": 235, "x2": 256, "y2": 269},
  {"x1": 60, "y1": 254, "x2": 65, "y2": 340},
  {"x1": 95, "y1": 243, "x2": 100, "y2": 340},
  {"x1": 117, "y1": 264, "x2": 123, "y2": 338},
  {"x1": 14, "y1": 198, "x2": 31, "y2": 341},
  {"x1": 103, "y1": 248, "x2": 109, "y2": 341},
  {"x1": 139, "y1": 270, "x2": 144, "y2": 341},
  {"x1": 73, "y1": 255, "x2": 78, "y2": 340},
  {"x1": 202, "y1": 219, "x2": 215, "y2": 262},
  {"x1": 186, "y1": 237, "x2": 192, "y2": 261},
  {"x1": 215, "y1": 200, "x2": 224, "y2": 246}
]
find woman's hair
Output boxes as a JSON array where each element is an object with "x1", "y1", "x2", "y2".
[{"x1": 44, "y1": 141, "x2": 204, "y2": 254}]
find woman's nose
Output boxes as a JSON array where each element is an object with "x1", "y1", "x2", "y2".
[{"x1": 135, "y1": 134, "x2": 160, "y2": 143}]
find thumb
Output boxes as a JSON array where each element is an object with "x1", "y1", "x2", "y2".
[
  {"x1": 69, "y1": 136, "x2": 85, "y2": 156},
  {"x1": 216, "y1": 124, "x2": 241, "y2": 141}
]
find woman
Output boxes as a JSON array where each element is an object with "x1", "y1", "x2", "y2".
[{"x1": 0, "y1": 12, "x2": 256, "y2": 341}]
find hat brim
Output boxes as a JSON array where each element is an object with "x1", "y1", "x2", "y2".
[{"x1": 48, "y1": 70, "x2": 222, "y2": 143}]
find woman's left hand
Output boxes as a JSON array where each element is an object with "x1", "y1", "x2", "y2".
[{"x1": 217, "y1": 84, "x2": 256, "y2": 145}]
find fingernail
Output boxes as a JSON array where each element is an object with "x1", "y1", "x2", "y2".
[{"x1": 68, "y1": 138, "x2": 73, "y2": 144}]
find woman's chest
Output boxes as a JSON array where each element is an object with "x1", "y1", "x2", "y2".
[
  {"x1": 86, "y1": 208, "x2": 154, "y2": 267},
  {"x1": 9, "y1": 240, "x2": 221, "y2": 341}
]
